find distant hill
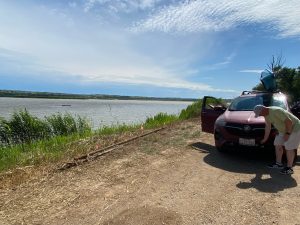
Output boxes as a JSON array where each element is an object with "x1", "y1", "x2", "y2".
[{"x1": 0, "y1": 90, "x2": 197, "y2": 102}]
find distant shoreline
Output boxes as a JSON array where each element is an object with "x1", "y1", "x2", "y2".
[{"x1": 0, "y1": 89, "x2": 197, "y2": 102}]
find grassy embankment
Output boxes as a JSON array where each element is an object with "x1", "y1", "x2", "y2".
[{"x1": 0, "y1": 100, "x2": 203, "y2": 172}]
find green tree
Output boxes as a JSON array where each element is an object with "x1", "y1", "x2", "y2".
[
  {"x1": 274, "y1": 67, "x2": 300, "y2": 102},
  {"x1": 253, "y1": 66, "x2": 300, "y2": 103}
]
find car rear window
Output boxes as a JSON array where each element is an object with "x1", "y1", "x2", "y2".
[{"x1": 229, "y1": 94, "x2": 287, "y2": 111}]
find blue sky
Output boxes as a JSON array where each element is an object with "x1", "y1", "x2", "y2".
[{"x1": 0, "y1": 0, "x2": 300, "y2": 99}]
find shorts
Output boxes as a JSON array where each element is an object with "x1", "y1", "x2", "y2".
[{"x1": 274, "y1": 130, "x2": 300, "y2": 150}]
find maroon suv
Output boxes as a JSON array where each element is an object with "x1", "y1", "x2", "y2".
[{"x1": 201, "y1": 91, "x2": 300, "y2": 152}]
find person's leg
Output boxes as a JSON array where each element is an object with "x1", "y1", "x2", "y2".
[
  {"x1": 275, "y1": 145, "x2": 284, "y2": 164},
  {"x1": 280, "y1": 149, "x2": 295, "y2": 174},
  {"x1": 284, "y1": 130, "x2": 300, "y2": 166},
  {"x1": 273, "y1": 134, "x2": 285, "y2": 164},
  {"x1": 286, "y1": 149, "x2": 295, "y2": 168},
  {"x1": 281, "y1": 130, "x2": 300, "y2": 174},
  {"x1": 268, "y1": 144, "x2": 284, "y2": 168}
]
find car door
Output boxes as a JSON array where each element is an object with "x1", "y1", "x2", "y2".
[{"x1": 201, "y1": 96, "x2": 226, "y2": 134}]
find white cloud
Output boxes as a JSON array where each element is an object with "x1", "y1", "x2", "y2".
[
  {"x1": 0, "y1": 45, "x2": 236, "y2": 94},
  {"x1": 239, "y1": 69, "x2": 263, "y2": 73},
  {"x1": 0, "y1": 1, "x2": 238, "y2": 95},
  {"x1": 84, "y1": 0, "x2": 162, "y2": 13},
  {"x1": 80, "y1": 72, "x2": 237, "y2": 93},
  {"x1": 214, "y1": 52, "x2": 236, "y2": 66},
  {"x1": 201, "y1": 52, "x2": 236, "y2": 71},
  {"x1": 138, "y1": 0, "x2": 161, "y2": 9},
  {"x1": 68, "y1": 2, "x2": 77, "y2": 8},
  {"x1": 132, "y1": 0, "x2": 300, "y2": 38}
]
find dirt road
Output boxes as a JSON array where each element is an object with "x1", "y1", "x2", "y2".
[{"x1": 1, "y1": 118, "x2": 300, "y2": 225}]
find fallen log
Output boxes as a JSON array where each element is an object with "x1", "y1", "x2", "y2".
[{"x1": 58, "y1": 127, "x2": 165, "y2": 170}]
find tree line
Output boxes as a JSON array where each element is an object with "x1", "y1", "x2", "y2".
[{"x1": 0, "y1": 90, "x2": 197, "y2": 102}]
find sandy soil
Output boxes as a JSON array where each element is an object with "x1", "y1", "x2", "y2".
[{"x1": 1, "y1": 118, "x2": 300, "y2": 225}]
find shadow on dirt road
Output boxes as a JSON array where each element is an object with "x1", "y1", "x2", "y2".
[{"x1": 191, "y1": 142, "x2": 297, "y2": 193}]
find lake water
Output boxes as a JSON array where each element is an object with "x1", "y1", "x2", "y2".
[{"x1": 0, "y1": 97, "x2": 194, "y2": 129}]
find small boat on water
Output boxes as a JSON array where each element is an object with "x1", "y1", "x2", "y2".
[{"x1": 61, "y1": 104, "x2": 71, "y2": 107}]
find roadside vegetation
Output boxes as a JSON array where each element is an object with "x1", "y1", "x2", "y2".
[
  {"x1": 0, "y1": 101, "x2": 203, "y2": 172},
  {"x1": 0, "y1": 110, "x2": 92, "y2": 171},
  {"x1": 179, "y1": 100, "x2": 203, "y2": 120},
  {"x1": 0, "y1": 109, "x2": 91, "y2": 147}
]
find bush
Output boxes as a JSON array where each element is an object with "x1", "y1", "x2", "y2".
[
  {"x1": 179, "y1": 100, "x2": 202, "y2": 119},
  {"x1": 0, "y1": 118, "x2": 12, "y2": 146},
  {"x1": 0, "y1": 110, "x2": 91, "y2": 147},
  {"x1": 46, "y1": 113, "x2": 81, "y2": 136},
  {"x1": 97, "y1": 123, "x2": 138, "y2": 135},
  {"x1": 144, "y1": 113, "x2": 178, "y2": 129},
  {"x1": 8, "y1": 109, "x2": 50, "y2": 145}
]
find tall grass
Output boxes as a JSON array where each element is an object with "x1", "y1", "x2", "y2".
[
  {"x1": 0, "y1": 109, "x2": 91, "y2": 147},
  {"x1": 96, "y1": 112, "x2": 180, "y2": 135},
  {"x1": 97, "y1": 124, "x2": 140, "y2": 135},
  {"x1": 144, "y1": 112, "x2": 179, "y2": 128},
  {"x1": 46, "y1": 113, "x2": 91, "y2": 136},
  {"x1": 8, "y1": 109, "x2": 51, "y2": 145},
  {"x1": 179, "y1": 99, "x2": 202, "y2": 119}
]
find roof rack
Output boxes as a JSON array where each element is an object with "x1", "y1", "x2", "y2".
[{"x1": 241, "y1": 90, "x2": 280, "y2": 95}]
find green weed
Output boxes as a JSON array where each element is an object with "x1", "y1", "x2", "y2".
[
  {"x1": 0, "y1": 110, "x2": 91, "y2": 147},
  {"x1": 144, "y1": 113, "x2": 179, "y2": 129},
  {"x1": 179, "y1": 100, "x2": 202, "y2": 119}
]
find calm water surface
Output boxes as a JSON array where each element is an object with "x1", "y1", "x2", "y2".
[{"x1": 0, "y1": 98, "x2": 193, "y2": 129}]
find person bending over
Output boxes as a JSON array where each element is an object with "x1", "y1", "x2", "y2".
[{"x1": 254, "y1": 105, "x2": 300, "y2": 175}]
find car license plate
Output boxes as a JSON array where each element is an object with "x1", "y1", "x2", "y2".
[{"x1": 239, "y1": 138, "x2": 255, "y2": 146}]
